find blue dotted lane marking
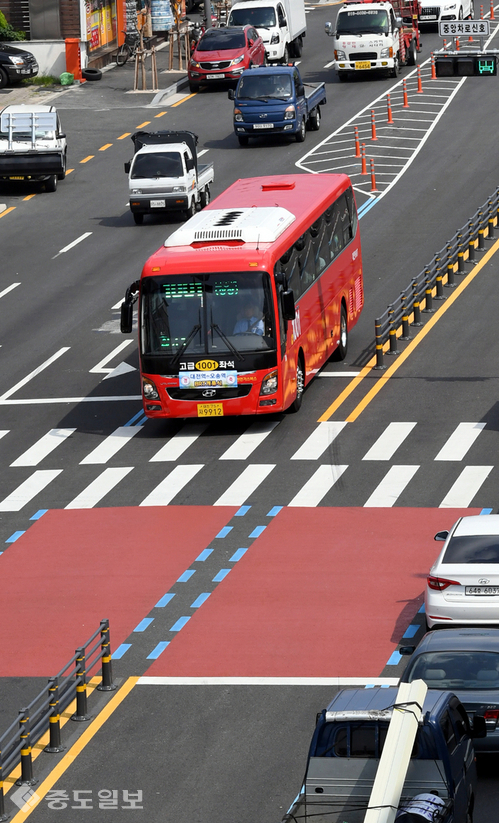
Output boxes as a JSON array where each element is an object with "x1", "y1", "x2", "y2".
[
  {"x1": 6, "y1": 531, "x2": 25, "y2": 543},
  {"x1": 147, "y1": 641, "x2": 170, "y2": 660},
  {"x1": 30, "y1": 509, "x2": 48, "y2": 521},
  {"x1": 213, "y1": 569, "x2": 231, "y2": 582},
  {"x1": 386, "y1": 651, "x2": 402, "y2": 666},
  {"x1": 249, "y1": 526, "x2": 266, "y2": 538},
  {"x1": 124, "y1": 410, "x2": 144, "y2": 427},
  {"x1": 235, "y1": 505, "x2": 251, "y2": 516},
  {"x1": 191, "y1": 592, "x2": 211, "y2": 608},
  {"x1": 215, "y1": 526, "x2": 233, "y2": 538},
  {"x1": 155, "y1": 593, "x2": 175, "y2": 608},
  {"x1": 112, "y1": 643, "x2": 132, "y2": 659},
  {"x1": 170, "y1": 616, "x2": 191, "y2": 631},
  {"x1": 177, "y1": 570, "x2": 196, "y2": 582},
  {"x1": 134, "y1": 617, "x2": 154, "y2": 632},
  {"x1": 196, "y1": 548, "x2": 213, "y2": 561},
  {"x1": 481, "y1": 508, "x2": 493, "y2": 514},
  {"x1": 230, "y1": 548, "x2": 248, "y2": 562},
  {"x1": 267, "y1": 506, "x2": 282, "y2": 517},
  {"x1": 402, "y1": 624, "x2": 419, "y2": 639}
]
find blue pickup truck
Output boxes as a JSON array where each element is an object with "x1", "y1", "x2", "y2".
[
  {"x1": 228, "y1": 64, "x2": 326, "y2": 146},
  {"x1": 282, "y1": 685, "x2": 486, "y2": 823}
]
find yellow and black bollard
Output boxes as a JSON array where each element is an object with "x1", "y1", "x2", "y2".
[
  {"x1": 15, "y1": 709, "x2": 37, "y2": 786},
  {"x1": 72, "y1": 649, "x2": 90, "y2": 722},
  {"x1": 97, "y1": 619, "x2": 116, "y2": 692},
  {"x1": 45, "y1": 678, "x2": 64, "y2": 753}
]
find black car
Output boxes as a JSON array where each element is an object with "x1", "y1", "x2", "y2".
[{"x1": 0, "y1": 42, "x2": 38, "y2": 88}]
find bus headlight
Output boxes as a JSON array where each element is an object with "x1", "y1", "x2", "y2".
[
  {"x1": 260, "y1": 369, "x2": 278, "y2": 395},
  {"x1": 143, "y1": 379, "x2": 159, "y2": 399}
]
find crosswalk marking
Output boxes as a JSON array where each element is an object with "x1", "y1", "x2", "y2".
[
  {"x1": 214, "y1": 464, "x2": 275, "y2": 506},
  {"x1": 219, "y1": 420, "x2": 281, "y2": 460},
  {"x1": 11, "y1": 428, "x2": 75, "y2": 467},
  {"x1": 149, "y1": 422, "x2": 208, "y2": 462},
  {"x1": 140, "y1": 465, "x2": 204, "y2": 506},
  {"x1": 65, "y1": 467, "x2": 134, "y2": 509},
  {"x1": 435, "y1": 423, "x2": 486, "y2": 461},
  {"x1": 288, "y1": 464, "x2": 348, "y2": 507},
  {"x1": 364, "y1": 465, "x2": 419, "y2": 507},
  {"x1": 0, "y1": 469, "x2": 62, "y2": 512},
  {"x1": 291, "y1": 421, "x2": 347, "y2": 460},
  {"x1": 439, "y1": 466, "x2": 493, "y2": 508},
  {"x1": 363, "y1": 422, "x2": 416, "y2": 461},
  {"x1": 80, "y1": 427, "x2": 143, "y2": 465},
  {"x1": 0, "y1": 430, "x2": 9, "y2": 441}
]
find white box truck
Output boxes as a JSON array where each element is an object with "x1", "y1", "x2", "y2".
[{"x1": 228, "y1": 0, "x2": 306, "y2": 61}]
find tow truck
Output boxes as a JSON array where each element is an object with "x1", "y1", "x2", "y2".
[{"x1": 325, "y1": 0, "x2": 422, "y2": 80}]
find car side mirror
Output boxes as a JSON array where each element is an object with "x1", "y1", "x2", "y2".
[
  {"x1": 124, "y1": 160, "x2": 131, "y2": 174},
  {"x1": 395, "y1": 16, "x2": 403, "y2": 26},
  {"x1": 434, "y1": 530, "x2": 449, "y2": 542},
  {"x1": 249, "y1": 38, "x2": 254, "y2": 45},
  {"x1": 399, "y1": 646, "x2": 415, "y2": 656},
  {"x1": 281, "y1": 289, "x2": 295, "y2": 320},
  {"x1": 297, "y1": 84, "x2": 304, "y2": 97},
  {"x1": 228, "y1": 88, "x2": 235, "y2": 100},
  {"x1": 59, "y1": 132, "x2": 66, "y2": 139},
  {"x1": 121, "y1": 300, "x2": 134, "y2": 334},
  {"x1": 186, "y1": 158, "x2": 194, "y2": 171},
  {"x1": 472, "y1": 715, "x2": 487, "y2": 739},
  {"x1": 325, "y1": 21, "x2": 333, "y2": 35}
]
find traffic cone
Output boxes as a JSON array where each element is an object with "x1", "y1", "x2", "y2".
[
  {"x1": 431, "y1": 52, "x2": 437, "y2": 79},
  {"x1": 491, "y1": 0, "x2": 495, "y2": 20},
  {"x1": 386, "y1": 94, "x2": 394, "y2": 124},
  {"x1": 480, "y1": 4, "x2": 484, "y2": 17},
  {"x1": 371, "y1": 109, "x2": 377, "y2": 140},
  {"x1": 402, "y1": 78, "x2": 409, "y2": 107},
  {"x1": 456, "y1": 37, "x2": 460, "y2": 50},
  {"x1": 354, "y1": 125, "x2": 360, "y2": 157},
  {"x1": 370, "y1": 158, "x2": 379, "y2": 192},
  {"x1": 361, "y1": 143, "x2": 367, "y2": 174},
  {"x1": 417, "y1": 65, "x2": 423, "y2": 93}
]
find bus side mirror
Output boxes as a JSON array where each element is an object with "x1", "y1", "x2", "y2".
[
  {"x1": 228, "y1": 88, "x2": 235, "y2": 100},
  {"x1": 325, "y1": 21, "x2": 333, "y2": 36},
  {"x1": 281, "y1": 289, "x2": 295, "y2": 320},
  {"x1": 124, "y1": 160, "x2": 131, "y2": 174},
  {"x1": 434, "y1": 530, "x2": 449, "y2": 542},
  {"x1": 472, "y1": 715, "x2": 487, "y2": 739},
  {"x1": 121, "y1": 301, "x2": 134, "y2": 334}
]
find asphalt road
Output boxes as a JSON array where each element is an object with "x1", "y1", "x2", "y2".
[{"x1": 2, "y1": 5, "x2": 499, "y2": 821}]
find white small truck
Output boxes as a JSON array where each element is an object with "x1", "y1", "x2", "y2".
[
  {"x1": 0, "y1": 104, "x2": 67, "y2": 192},
  {"x1": 125, "y1": 130, "x2": 214, "y2": 225},
  {"x1": 228, "y1": 0, "x2": 307, "y2": 61}
]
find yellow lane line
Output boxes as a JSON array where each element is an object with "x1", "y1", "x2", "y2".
[
  {"x1": 318, "y1": 360, "x2": 375, "y2": 422},
  {"x1": 154, "y1": 111, "x2": 167, "y2": 118},
  {"x1": 99, "y1": 143, "x2": 113, "y2": 151},
  {"x1": 172, "y1": 93, "x2": 196, "y2": 106},
  {"x1": 0, "y1": 206, "x2": 16, "y2": 218},
  {"x1": 66, "y1": 169, "x2": 74, "y2": 175},
  {"x1": 117, "y1": 132, "x2": 131, "y2": 140},
  {"x1": 136, "y1": 121, "x2": 150, "y2": 128},
  {"x1": 8, "y1": 677, "x2": 138, "y2": 821},
  {"x1": 346, "y1": 234, "x2": 499, "y2": 423},
  {"x1": 23, "y1": 194, "x2": 36, "y2": 201},
  {"x1": 80, "y1": 156, "x2": 94, "y2": 164}
]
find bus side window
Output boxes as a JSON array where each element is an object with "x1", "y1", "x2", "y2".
[
  {"x1": 345, "y1": 186, "x2": 358, "y2": 238},
  {"x1": 336, "y1": 193, "x2": 353, "y2": 247},
  {"x1": 311, "y1": 216, "x2": 327, "y2": 276},
  {"x1": 296, "y1": 232, "x2": 315, "y2": 292},
  {"x1": 329, "y1": 202, "x2": 344, "y2": 260}
]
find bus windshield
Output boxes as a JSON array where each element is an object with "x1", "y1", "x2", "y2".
[{"x1": 141, "y1": 272, "x2": 276, "y2": 359}]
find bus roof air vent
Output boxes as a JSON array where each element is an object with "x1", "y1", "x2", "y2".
[{"x1": 164, "y1": 207, "x2": 296, "y2": 247}]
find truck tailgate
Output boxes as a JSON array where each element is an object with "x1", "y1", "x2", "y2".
[{"x1": 0, "y1": 152, "x2": 64, "y2": 176}]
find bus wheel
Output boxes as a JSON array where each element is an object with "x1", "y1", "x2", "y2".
[
  {"x1": 288, "y1": 356, "x2": 304, "y2": 413},
  {"x1": 333, "y1": 306, "x2": 348, "y2": 360}
]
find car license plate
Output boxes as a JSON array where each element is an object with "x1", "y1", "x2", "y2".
[
  {"x1": 206, "y1": 73, "x2": 224, "y2": 79},
  {"x1": 150, "y1": 199, "x2": 166, "y2": 208},
  {"x1": 420, "y1": 14, "x2": 436, "y2": 18},
  {"x1": 466, "y1": 586, "x2": 499, "y2": 595},
  {"x1": 197, "y1": 403, "x2": 223, "y2": 417},
  {"x1": 355, "y1": 61, "x2": 371, "y2": 70},
  {"x1": 9, "y1": 176, "x2": 24, "y2": 180},
  {"x1": 253, "y1": 123, "x2": 274, "y2": 129}
]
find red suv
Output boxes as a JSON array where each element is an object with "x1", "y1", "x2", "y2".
[{"x1": 189, "y1": 26, "x2": 266, "y2": 92}]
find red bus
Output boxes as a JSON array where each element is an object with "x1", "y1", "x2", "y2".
[{"x1": 121, "y1": 174, "x2": 363, "y2": 418}]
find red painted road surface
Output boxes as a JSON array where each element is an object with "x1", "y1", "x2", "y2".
[
  {"x1": 147, "y1": 507, "x2": 480, "y2": 677},
  {"x1": 0, "y1": 507, "x2": 236, "y2": 677}
]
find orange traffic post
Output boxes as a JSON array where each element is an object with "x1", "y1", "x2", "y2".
[
  {"x1": 469, "y1": 31, "x2": 474, "y2": 41},
  {"x1": 491, "y1": 0, "x2": 495, "y2": 20},
  {"x1": 480, "y1": 4, "x2": 484, "y2": 17},
  {"x1": 361, "y1": 143, "x2": 367, "y2": 174},
  {"x1": 431, "y1": 52, "x2": 437, "y2": 79},
  {"x1": 370, "y1": 158, "x2": 379, "y2": 192},
  {"x1": 371, "y1": 109, "x2": 377, "y2": 140},
  {"x1": 443, "y1": 37, "x2": 447, "y2": 49},
  {"x1": 354, "y1": 125, "x2": 360, "y2": 157},
  {"x1": 386, "y1": 93, "x2": 394, "y2": 124},
  {"x1": 456, "y1": 36, "x2": 460, "y2": 50},
  {"x1": 402, "y1": 78, "x2": 409, "y2": 107},
  {"x1": 417, "y1": 65, "x2": 423, "y2": 93}
]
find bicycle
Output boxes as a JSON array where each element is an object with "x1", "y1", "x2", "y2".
[{"x1": 116, "y1": 31, "x2": 152, "y2": 66}]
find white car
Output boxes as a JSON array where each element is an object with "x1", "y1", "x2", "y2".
[
  {"x1": 425, "y1": 515, "x2": 499, "y2": 629},
  {"x1": 419, "y1": 0, "x2": 474, "y2": 24}
]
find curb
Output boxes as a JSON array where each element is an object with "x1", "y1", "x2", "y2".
[{"x1": 151, "y1": 74, "x2": 189, "y2": 106}]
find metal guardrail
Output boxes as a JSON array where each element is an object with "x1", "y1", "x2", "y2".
[
  {"x1": 0, "y1": 619, "x2": 115, "y2": 819},
  {"x1": 374, "y1": 186, "x2": 499, "y2": 369}
]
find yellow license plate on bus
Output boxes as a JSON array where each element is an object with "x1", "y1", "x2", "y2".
[
  {"x1": 355, "y1": 61, "x2": 371, "y2": 70},
  {"x1": 197, "y1": 403, "x2": 224, "y2": 417}
]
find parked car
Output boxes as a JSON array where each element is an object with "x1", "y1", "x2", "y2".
[
  {"x1": 425, "y1": 514, "x2": 499, "y2": 629},
  {"x1": 0, "y1": 43, "x2": 38, "y2": 89},
  {"x1": 400, "y1": 628, "x2": 499, "y2": 753},
  {"x1": 188, "y1": 25, "x2": 266, "y2": 92}
]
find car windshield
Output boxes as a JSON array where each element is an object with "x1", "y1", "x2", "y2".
[
  {"x1": 404, "y1": 651, "x2": 499, "y2": 690},
  {"x1": 140, "y1": 271, "x2": 276, "y2": 359},
  {"x1": 131, "y1": 152, "x2": 183, "y2": 179},
  {"x1": 337, "y1": 9, "x2": 389, "y2": 34},
  {"x1": 229, "y1": 6, "x2": 276, "y2": 26},
  {"x1": 442, "y1": 535, "x2": 499, "y2": 563},
  {"x1": 197, "y1": 31, "x2": 246, "y2": 50},
  {"x1": 237, "y1": 73, "x2": 292, "y2": 99}
]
